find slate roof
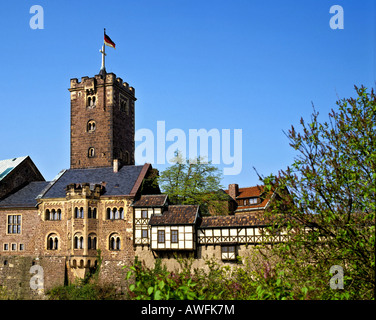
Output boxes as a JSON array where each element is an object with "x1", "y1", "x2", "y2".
[
  {"x1": 0, "y1": 156, "x2": 28, "y2": 181},
  {"x1": 0, "y1": 181, "x2": 50, "y2": 208},
  {"x1": 199, "y1": 213, "x2": 271, "y2": 228},
  {"x1": 41, "y1": 165, "x2": 145, "y2": 199},
  {"x1": 132, "y1": 194, "x2": 167, "y2": 207},
  {"x1": 149, "y1": 205, "x2": 199, "y2": 226}
]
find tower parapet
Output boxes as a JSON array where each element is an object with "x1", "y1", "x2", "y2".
[{"x1": 69, "y1": 72, "x2": 136, "y2": 169}]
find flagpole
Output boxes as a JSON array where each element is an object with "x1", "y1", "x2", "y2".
[{"x1": 99, "y1": 28, "x2": 107, "y2": 75}]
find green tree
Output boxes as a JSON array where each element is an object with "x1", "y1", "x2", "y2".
[
  {"x1": 158, "y1": 151, "x2": 228, "y2": 215},
  {"x1": 260, "y1": 86, "x2": 375, "y2": 299}
]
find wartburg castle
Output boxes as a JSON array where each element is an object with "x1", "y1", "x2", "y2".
[{"x1": 0, "y1": 39, "x2": 283, "y2": 299}]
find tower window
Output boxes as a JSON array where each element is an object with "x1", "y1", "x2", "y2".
[
  {"x1": 88, "y1": 147, "x2": 95, "y2": 158},
  {"x1": 87, "y1": 95, "x2": 97, "y2": 108},
  {"x1": 87, "y1": 120, "x2": 96, "y2": 132},
  {"x1": 120, "y1": 98, "x2": 128, "y2": 114}
]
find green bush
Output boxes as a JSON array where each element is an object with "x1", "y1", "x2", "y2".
[{"x1": 124, "y1": 255, "x2": 313, "y2": 300}]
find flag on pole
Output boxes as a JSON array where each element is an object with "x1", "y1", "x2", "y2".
[{"x1": 104, "y1": 33, "x2": 116, "y2": 49}]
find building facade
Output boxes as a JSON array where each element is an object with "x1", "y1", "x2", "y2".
[{"x1": 0, "y1": 69, "x2": 279, "y2": 299}]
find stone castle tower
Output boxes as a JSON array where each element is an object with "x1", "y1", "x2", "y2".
[{"x1": 69, "y1": 73, "x2": 136, "y2": 169}]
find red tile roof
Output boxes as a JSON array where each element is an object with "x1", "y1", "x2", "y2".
[{"x1": 224, "y1": 185, "x2": 272, "y2": 209}]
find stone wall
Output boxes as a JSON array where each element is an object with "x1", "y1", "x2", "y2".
[{"x1": 0, "y1": 255, "x2": 66, "y2": 300}]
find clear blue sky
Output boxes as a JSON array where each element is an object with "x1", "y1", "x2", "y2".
[{"x1": 0, "y1": 0, "x2": 375, "y2": 189}]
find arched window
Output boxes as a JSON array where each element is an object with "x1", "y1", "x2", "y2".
[
  {"x1": 57, "y1": 209, "x2": 61, "y2": 220},
  {"x1": 45, "y1": 209, "x2": 50, "y2": 220},
  {"x1": 107, "y1": 207, "x2": 123, "y2": 220},
  {"x1": 87, "y1": 95, "x2": 96, "y2": 108},
  {"x1": 125, "y1": 151, "x2": 130, "y2": 164},
  {"x1": 88, "y1": 234, "x2": 97, "y2": 250},
  {"x1": 74, "y1": 233, "x2": 84, "y2": 249},
  {"x1": 74, "y1": 207, "x2": 84, "y2": 218},
  {"x1": 87, "y1": 207, "x2": 97, "y2": 219},
  {"x1": 47, "y1": 233, "x2": 59, "y2": 250},
  {"x1": 109, "y1": 234, "x2": 121, "y2": 250},
  {"x1": 114, "y1": 208, "x2": 119, "y2": 219},
  {"x1": 88, "y1": 147, "x2": 95, "y2": 158},
  {"x1": 87, "y1": 120, "x2": 96, "y2": 132}
]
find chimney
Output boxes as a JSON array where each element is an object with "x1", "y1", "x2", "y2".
[
  {"x1": 228, "y1": 184, "x2": 239, "y2": 200},
  {"x1": 113, "y1": 159, "x2": 119, "y2": 173}
]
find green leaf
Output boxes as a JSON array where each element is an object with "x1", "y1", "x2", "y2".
[
  {"x1": 158, "y1": 280, "x2": 165, "y2": 290},
  {"x1": 154, "y1": 290, "x2": 163, "y2": 300}
]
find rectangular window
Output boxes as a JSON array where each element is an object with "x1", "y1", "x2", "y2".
[
  {"x1": 141, "y1": 210, "x2": 148, "y2": 219},
  {"x1": 171, "y1": 230, "x2": 178, "y2": 243},
  {"x1": 11, "y1": 243, "x2": 17, "y2": 251},
  {"x1": 221, "y1": 245, "x2": 236, "y2": 261},
  {"x1": 7, "y1": 215, "x2": 21, "y2": 234},
  {"x1": 19, "y1": 244, "x2": 24, "y2": 251},
  {"x1": 249, "y1": 198, "x2": 258, "y2": 204},
  {"x1": 141, "y1": 229, "x2": 148, "y2": 239},
  {"x1": 3, "y1": 244, "x2": 8, "y2": 251},
  {"x1": 157, "y1": 230, "x2": 165, "y2": 243}
]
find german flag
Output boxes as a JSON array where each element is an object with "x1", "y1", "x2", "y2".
[{"x1": 104, "y1": 33, "x2": 115, "y2": 49}]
